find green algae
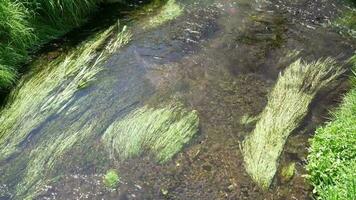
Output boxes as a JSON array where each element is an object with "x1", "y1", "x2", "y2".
[
  {"x1": 102, "y1": 104, "x2": 199, "y2": 163},
  {"x1": 103, "y1": 169, "x2": 120, "y2": 189},
  {"x1": 242, "y1": 57, "x2": 345, "y2": 189}
]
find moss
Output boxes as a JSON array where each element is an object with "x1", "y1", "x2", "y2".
[
  {"x1": 281, "y1": 162, "x2": 295, "y2": 183},
  {"x1": 102, "y1": 104, "x2": 199, "y2": 163},
  {"x1": 307, "y1": 58, "x2": 356, "y2": 200},
  {"x1": 103, "y1": 169, "x2": 120, "y2": 189},
  {"x1": 242, "y1": 57, "x2": 345, "y2": 189}
]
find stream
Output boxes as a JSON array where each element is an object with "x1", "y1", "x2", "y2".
[{"x1": 0, "y1": 0, "x2": 355, "y2": 199}]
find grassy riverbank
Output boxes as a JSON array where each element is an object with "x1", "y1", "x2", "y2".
[
  {"x1": 307, "y1": 2, "x2": 356, "y2": 198},
  {"x1": 307, "y1": 57, "x2": 356, "y2": 200},
  {"x1": 0, "y1": 0, "x2": 101, "y2": 90}
]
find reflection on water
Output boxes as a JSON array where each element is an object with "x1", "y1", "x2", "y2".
[{"x1": 0, "y1": 0, "x2": 354, "y2": 199}]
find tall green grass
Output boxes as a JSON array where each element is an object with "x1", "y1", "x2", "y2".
[
  {"x1": 307, "y1": 58, "x2": 356, "y2": 200},
  {"x1": 0, "y1": 0, "x2": 101, "y2": 90}
]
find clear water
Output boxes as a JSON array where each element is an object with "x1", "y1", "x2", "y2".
[{"x1": 0, "y1": 0, "x2": 354, "y2": 199}]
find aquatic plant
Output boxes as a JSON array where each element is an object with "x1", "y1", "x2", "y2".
[
  {"x1": 106, "y1": 24, "x2": 133, "y2": 53},
  {"x1": 103, "y1": 169, "x2": 120, "y2": 189},
  {"x1": 102, "y1": 104, "x2": 199, "y2": 163},
  {"x1": 280, "y1": 162, "x2": 295, "y2": 183},
  {"x1": 0, "y1": 23, "x2": 132, "y2": 199},
  {"x1": 307, "y1": 58, "x2": 356, "y2": 200},
  {"x1": 141, "y1": 0, "x2": 183, "y2": 29},
  {"x1": 333, "y1": 9, "x2": 356, "y2": 39},
  {"x1": 240, "y1": 114, "x2": 260, "y2": 126},
  {"x1": 242, "y1": 57, "x2": 346, "y2": 189}
]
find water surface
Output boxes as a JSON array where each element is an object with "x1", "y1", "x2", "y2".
[{"x1": 0, "y1": 0, "x2": 355, "y2": 199}]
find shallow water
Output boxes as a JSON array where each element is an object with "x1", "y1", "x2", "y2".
[{"x1": 0, "y1": 0, "x2": 355, "y2": 199}]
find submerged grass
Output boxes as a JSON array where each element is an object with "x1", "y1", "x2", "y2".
[
  {"x1": 0, "y1": 24, "x2": 132, "y2": 199},
  {"x1": 103, "y1": 169, "x2": 120, "y2": 189},
  {"x1": 333, "y1": 9, "x2": 356, "y2": 38},
  {"x1": 307, "y1": 58, "x2": 356, "y2": 200},
  {"x1": 242, "y1": 58, "x2": 345, "y2": 189},
  {"x1": 102, "y1": 104, "x2": 199, "y2": 163},
  {"x1": 140, "y1": 0, "x2": 183, "y2": 29},
  {"x1": 0, "y1": 0, "x2": 101, "y2": 89}
]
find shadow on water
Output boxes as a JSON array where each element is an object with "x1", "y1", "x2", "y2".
[{"x1": 0, "y1": 0, "x2": 355, "y2": 199}]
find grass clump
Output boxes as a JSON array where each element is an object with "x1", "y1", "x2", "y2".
[
  {"x1": 242, "y1": 57, "x2": 345, "y2": 189},
  {"x1": 102, "y1": 104, "x2": 199, "y2": 163},
  {"x1": 281, "y1": 162, "x2": 295, "y2": 182},
  {"x1": 0, "y1": 0, "x2": 101, "y2": 90},
  {"x1": 103, "y1": 169, "x2": 120, "y2": 189},
  {"x1": 141, "y1": 0, "x2": 183, "y2": 29},
  {"x1": 307, "y1": 61, "x2": 356, "y2": 200},
  {"x1": 0, "y1": 24, "x2": 132, "y2": 199}
]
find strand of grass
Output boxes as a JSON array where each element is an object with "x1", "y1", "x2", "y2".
[{"x1": 242, "y1": 58, "x2": 346, "y2": 189}]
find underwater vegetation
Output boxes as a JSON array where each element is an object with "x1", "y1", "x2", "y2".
[
  {"x1": 0, "y1": 2, "x2": 190, "y2": 198},
  {"x1": 102, "y1": 104, "x2": 199, "y2": 163},
  {"x1": 103, "y1": 169, "x2": 121, "y2": 189},
  {"x1": 0, "y1": 0, "x2": 101, "y2": 90},
  {"x1": 280, "y1": 162, "x2": 295, "y2": 183},
  {"x1": 142, "y1": 0, "x2": 183, "y2": 29},
  {"x1": 0, "y1": 23, "x2": 132, "y2": 199},
  {"x1": 242, "y1": 57, "x2": 346, "y2": 189},
  {"x1": 333, "y1": 9, "x2": 356, "y2": 38},
  {"x1": 307, "y1": 57, "x2": 356, "y2": 200},
  {"x1": 0, "y1": 23, "x2": 131, "y2": 159}
]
